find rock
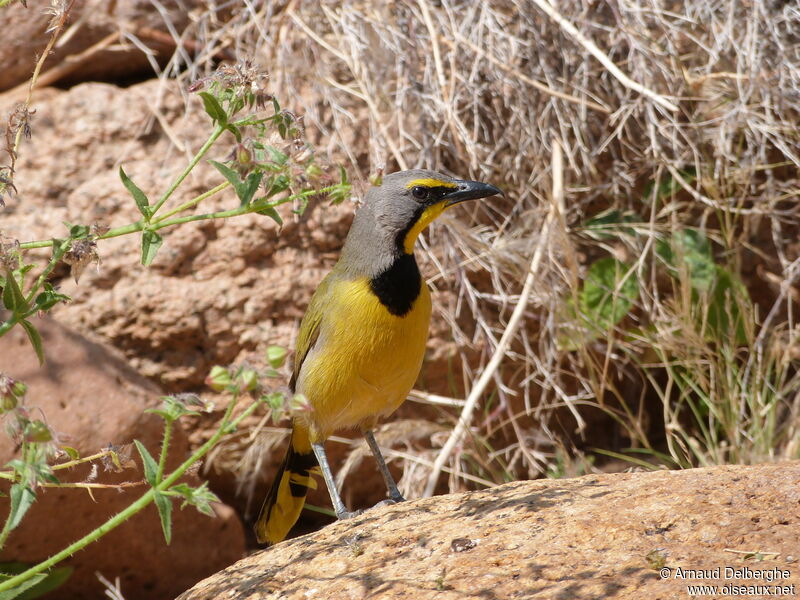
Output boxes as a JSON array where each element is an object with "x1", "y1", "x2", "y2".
[
  {"x1": 1, "y1": 79, "x2": 356, "y2": 391},
  {"x1": 0, "y1": 318, "x2": 246, "y2": 600},
  {"x1": 0, "y1": 0, "x2": 209, "y2": 92},
  {"x1": 177, "y1": 462, "x2": 800, "y2": 599}
]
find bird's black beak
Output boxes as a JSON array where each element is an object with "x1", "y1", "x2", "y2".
[{"x1": 443, "y1": 179, "x2": 504, "y2": 207}]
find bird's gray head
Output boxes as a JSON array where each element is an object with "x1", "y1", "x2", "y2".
[{"x1": 338, "y1": 169, "x2": 502, "y2": 277}]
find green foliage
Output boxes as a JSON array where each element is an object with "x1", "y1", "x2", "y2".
[
  {"x1": 559, "y1": 257, "x2": 639, "y2": 350},
  {"x1": 0, "y1": 373, "x2": 270, "y2": 594},
  {"x1": 3, "y1": 64, "x2": 351, "y2": 358},
  {"x1": 568, "y1": 169, "x2": 793, "y2": 472},
  {"x1": 119, "y1": 167, "x2": 152, "y2": 220},
  {"x1": 167, "y1": 481, "x2": 219, "y2": 516},
  {"x1": 5, "y1": 486, "x2": 35, "y2": 534},
  {"x1": 266, "y1": 345, "x2": 288, "y2": 368},
  {"x1": 0, "y1": 563, "x2": 72, "y2": 600},
  {"x1": 582, "y1": 208, "x2": 640, "y2": 241}
]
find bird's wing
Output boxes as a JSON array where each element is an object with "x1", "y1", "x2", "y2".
[{"x1": 289, "y1": 273, "x2": 333, "y2": 392}]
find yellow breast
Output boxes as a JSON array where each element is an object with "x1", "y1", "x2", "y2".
[{"x1": 295, "y1": 277, "x2": 432, "y2": 439}]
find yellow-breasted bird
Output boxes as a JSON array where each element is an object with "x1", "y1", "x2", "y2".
[{"x1": 255, "y1": 169, "x2": 502, "y2": 545}]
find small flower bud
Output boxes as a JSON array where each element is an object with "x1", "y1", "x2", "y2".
[
  {"x1": 289, "y1": 393, "x2": 314, "y2": 414},
  {"x1": 238, "y1": 368, "x2": 258, "y2": 392},
  {"x1": 206, "y1": 365, "x2": 232, "y2": 392},
  {"x1": 266, "y1": 345, "x2": 287, "y2": 369},
  {"x1": 26, "y1": 420, "x2": 52, "y2": 443},
  {"x1": 1, "y1": 393, "x2": 17, "y2": 412},
  {"x1": 235, "y1": 143, "x2": 252, "y2": 167}
]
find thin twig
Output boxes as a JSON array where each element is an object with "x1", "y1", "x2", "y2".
[
  {"x1": 529, "y1": 0, "x2": 679, "y2": 112},
  {"x1": 423, "y1": 138, "x2": 563, "y2": 497},
  {"x1": 445, "y1": 34, "x2": 611, "y2": 115},
  {"x1": 1, "y1": 32, "x2": 121, "y2": 102}
]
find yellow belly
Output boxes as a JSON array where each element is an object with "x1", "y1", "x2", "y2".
[{"x1": 295, "y1": 277, "x2": 431, "y2": 439}]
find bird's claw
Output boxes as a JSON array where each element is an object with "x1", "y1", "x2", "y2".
[{"x1": 336, "y1": 508, "x2": 365, "y2": 520}]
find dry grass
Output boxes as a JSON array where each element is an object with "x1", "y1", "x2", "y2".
[{"x1": 138, "y1": 0, "x2": 800, "y2": 498}]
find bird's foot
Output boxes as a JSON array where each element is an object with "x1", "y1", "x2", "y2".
[
  {"x1": 372, "y1": 495, "x2": 405, "y2": 510},
  {"x1": 335, "y1": 496, "x2": 406, "y2": 520},
  {"x1": 335, "y1": 508, "x2": 365, "y2": 520}
]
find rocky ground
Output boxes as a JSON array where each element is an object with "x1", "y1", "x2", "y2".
[{"x1": 179, "y1": 462, "x2": 800, "y2": 600}]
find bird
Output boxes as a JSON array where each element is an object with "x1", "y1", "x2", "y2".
[{"x1": 255, "y1": 169, "x2": 502, "y2": 545}]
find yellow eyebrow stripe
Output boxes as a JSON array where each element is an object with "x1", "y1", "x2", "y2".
[{"x1": 405, "y1": 178, "x2": 457, "y2": 189}]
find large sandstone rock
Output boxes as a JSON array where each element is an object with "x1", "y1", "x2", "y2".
[
  {"x1": 0, "y1": 318, "x2": 245, "y2": 600},
  {"x1": 1, "y1": 79, "x2": 358, "y2": 391},
  {"x1": 0, "y1": 0, "x2": 208, "y2": 92},
  {"x1": 178, "y1": 462, "x2": 800, "y2": 599}
]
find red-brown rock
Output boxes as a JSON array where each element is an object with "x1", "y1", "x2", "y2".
[{"x1": 0, "y1": 318, "x2": 245, "y2": 600}]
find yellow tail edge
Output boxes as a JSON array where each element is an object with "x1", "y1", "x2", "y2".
[{"x1": 254, "y1": 427, "x2": 317, "y2": 545}]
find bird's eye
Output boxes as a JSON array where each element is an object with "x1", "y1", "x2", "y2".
[{"x1": 411, "y1": 186, "x2": 427, "y2": 200}]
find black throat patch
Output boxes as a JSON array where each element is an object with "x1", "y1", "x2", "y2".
[{"x1": 369, "y1": 253, "x2": 422, "y2": 317}]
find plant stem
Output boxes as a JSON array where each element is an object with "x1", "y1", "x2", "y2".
[
  {"x1": 23, "y1": 238, "x2": 72, "y2": 305},
  {"x1": 8, "y1": 1, "x2": 75, "y2": 170},
  {"x1": 156, "y1": 421, "x2": 173, "y2": 484},
  {"x1": 50, "y1": 449, "x2": 117, "y2": 471},
  {"x1": 16, "y1": 184, "x2": 340, "y2": 250},
  {"x1": 149, "y1": 124, "x2": 227, "y2": 218},
  {"x1": 0, "y1": 495, "x2": 16, "y2": 550},
  {"x1": 0, "y1": 393, "x2": 262, "y2": 593},
  {"x1": 150, "y1": 185, "x2": 340, "y2": 230},
  {"x1": 151, "y1": 181, "x2": 231, "y2": 224}
]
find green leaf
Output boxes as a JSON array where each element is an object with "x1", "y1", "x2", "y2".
[
  {"x1": 63, "y1": 223, "x2": 90, "y2": 239},
  {"x1": 2, "y1": 269, "x2": 27, "y2": 314},
  {"x1": 16, "y1": 567, "x2": 72, "y2": 600},
  {"x1": 0, "y1": 564, "x2": 74, "y2": 600},
  {"x1": 19, "y1": 321, "x2": 44, "y2": 366},
  {"x1": 0, "y1": 573, "x2": 48, "y2": 600},
  {"x1": 209, "y1": 159, "x2": 240, "y2": 187},
  {"x1": 140, "y1": 230, "x2": 163, "y2": 267},
  {"x1": 224, "y1": 123, "x2": 242, "y2": 142},
  {"x1": 145, "y1": 396, "x2": 200, "y2": 424},
  {"x1": 239, "y1": 172, "x2": 263, "y2": 205},
  {"x1": 34, "y1": 284, "x2": 70, "y2": 312},
  {"x1": 119, "y1": 166, "x2": 151, "y2": 219},
  {"x1": 266, "y1": 174, "x2": 290, "y2": 198},
  {"x1": 133, "y1": 440, "x2": 158, "y2": 486},
  {"x1": 582, "y1": 209, "x2": 641, "y2": 241},
  {"x1": 198, "y1": 92, "x2": 227, "y2": 125},
  {"x1": 153, "y1": 491, "x2": 173, "y2": 545},
  {"x1": 656, "y1": 229, "x2": 716, "y2": 292},
  {"x1": 579, "y1": 258, "x2": 639, "y2": 329},
  {"x1": 7, "y1": 484, "x2": 36, "y2": 532},
  {"x1": 168, "y1": 481, "x2": 220, "y2": 516},
  {"x1": 558, "y1": 258, "x2": 639, "y2": 351},
  {"x1": 328, "y1": 167, "x2": 352, "y2": 204},
  {"x1": 255, "y1": 205, "x2": 283, "y2": 226},
  {"x1": 61, "y1": 446, "x2": 80, "y2": 460},
  {"x1": 266, "y1": 345, "x2": 287, "y2": 368},
  {"x1": 643, "y1": 167, "x2": 696, "y2": 204},
  {"x1": 209, "y1": 161, "x2": 263, "y2": 206},
  {"x1": 265, "y1": 146, "x2": 288, "y2": 165}
]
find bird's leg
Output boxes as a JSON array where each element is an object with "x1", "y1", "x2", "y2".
[
  {"x1": 311, "y1": 442, "x2": 360, "y2": 520},
  {"x1": 364, "y1": 430, "x2": 406, "y2": 504}
]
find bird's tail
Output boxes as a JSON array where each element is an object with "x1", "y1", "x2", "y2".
[{"x1": 254, "y1": 426, "x2": 318, "y2": 545}]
